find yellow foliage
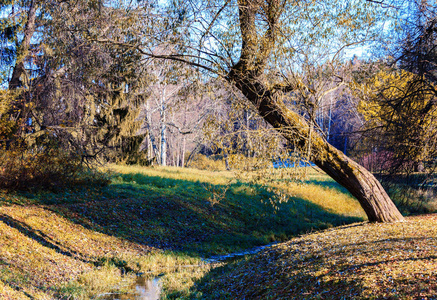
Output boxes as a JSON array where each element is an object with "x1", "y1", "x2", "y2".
[
  {"x1": 189, "y1": 154, "x2": 227, "y2": 171},
  {"x1": 358, "y1": 69, "x2": 437, "y2": 125},
  {"x1": 354, "y1": 68, "x2": 437, "y2": 163},
  {"x1": 0, "y1": 90, "x2": 21, "y2": 140}
]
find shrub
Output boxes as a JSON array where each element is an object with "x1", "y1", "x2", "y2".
[
  {"x1": 0, "y1": 141, "x2": 109, "y2": 192},
  {"x1": 188, "y1": 154, "x2": 227, "y2": 171},
  {"x1": 381, "y1": 174, "x2": 437, "y2": 215},
  {"x1": 0, "y1": 90, "x2": 109, "y2": 192}
]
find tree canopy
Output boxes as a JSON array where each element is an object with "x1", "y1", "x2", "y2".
[{"x1": 4, "y1": 0, "x2": 437, "y2": 221}]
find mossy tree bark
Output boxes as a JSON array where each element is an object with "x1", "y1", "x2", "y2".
[{"x1": 226, "y1": 0, "x2": 404, "y2": 222}]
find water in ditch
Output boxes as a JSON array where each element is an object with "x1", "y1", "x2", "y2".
[
  {"x1": 99, "y1": 276, "x2": 162, "y2": 300},
  {"x1": 99, "y1": 243, "x2": 276, "y2": 299}
]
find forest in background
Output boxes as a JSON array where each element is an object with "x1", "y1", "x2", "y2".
[
  {"x1": 0, "y1": 0, "x2": 436, "y2": 218},
  {"x1": 1, "y1": 1, "x2": 437, "y2": 298}
]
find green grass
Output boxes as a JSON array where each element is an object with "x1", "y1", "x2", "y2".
[
  {"x1": 102, "y1": 165, "x2": 366, "y2": 255},
  {"x1": 0, "y1": 164, "x2": 366, "y2": 299},
  {"x1": 16, "y1": 165, "x2": 365, "y2": 257},
  {"x1": 378, "y1": 173, "x2": 437, "y2": 215}
]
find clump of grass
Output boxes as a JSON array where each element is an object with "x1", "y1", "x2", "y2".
[
  {"x1": 73, "y1": 251, "x2": 212, "y2": 300},
  {"x1": 65, "y1": 263, "x2": 136, "y2": 299},
  {"x1": 379, "y1": 173, "x2": 437, "y2": 215},
  {"x1": 57, "y1": 281, "x2": 85, "y2": 299},
  {"x1": 193, "y1": 214, "x2": 437, "y2": 299},
  {"x1": 131, "y1": 252, "x2": 213, "y2": 299},
  {"x1": 188, "y1": 154, "x2": 227, "y2": 171},
  {"x1": 161, "y1": 264, "x2": 213, "y2": 299},
  {"x1": 387, "y1": 184, "x2": 437, "y2": 215},
  {"x1": 134, "y1": 252, "x2": 205, "y2": 275}
]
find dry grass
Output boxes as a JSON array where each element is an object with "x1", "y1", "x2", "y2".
[
  {"x1": 0, "y1": 205, "x2": 153, "y2": 299},
  {"x1": 108, "y1": 164, "x2": 367, "y2": 220},
  {"x1": 0, "y1": 164, "x2": 367, "y2": 299},
  {"x1": 0, "y1": 204, "x2": 210, "y2": 299},
  {"x1": 107, "y1": 164, "x2": 235, "y2": 185},
  {"x1": 269, "y1": 180, "x2": 365, "y2": 219},
  {"x1": 194, "y1": 214, "x2": 437, "y2": 299}
]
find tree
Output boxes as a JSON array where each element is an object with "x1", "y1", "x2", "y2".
[
  {"x1": 1, "y1": 0, "x2": 154, "y2": 162},
  {"x1": 142, "y1": 0, "x2": 404, "y2": 222},
  {"x1": 0, "y1": 0, "x2": 39, "y2": 141},
  {"x1": 229, "y1": 0, "x2": 403, "y2": 222},
  {"x1": 394, "y1": 0, "x2": 437, "y2": 173},
  {"x1": 143, "y1": 49, "x2": 186, "y2": 166},
  {"x1": 0, "y1": 0, "x2": 151, "y2": 188},
  {"x1": 139, "y1": 52, "x2": 217, "y2": 167},
  {"x1": 6, "y1": 0, "x2": 37, "y2": 90},
  {"x1": 355, "y1": 68, "x2": 437, "y2": 173},
  {"x1": 349, "y1": 0, "x2": 437, "y2": 175},
  {"x1": 348, "y1": 0, "x2": 437, "y2": 203}
]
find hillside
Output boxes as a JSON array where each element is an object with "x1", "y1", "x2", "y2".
[
  {"x1": 193, "y1": 214, "x2": 437, "y2": 299},
  {"x1": 0, "y1": 165, "x2": 366, "y2": 299}
]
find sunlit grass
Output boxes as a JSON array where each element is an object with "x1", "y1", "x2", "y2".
[
  {"x1": 0, "y1": 163, "x2": 368, "y2": 299},
  {"x1": 70, "y1": 264, "x2": 136, "y2": 299},
  {"x1": 107, "y1": 164, "x2": 366, "y2": 220},
  {"x1": 0, "y1": 205, "x2": 151, "y2": 299},
  {"x1": 107, "y1": 164, "x2": 235, "y2": 185},
  {"x1": 267, "y1": 178, "x2": 365, "y2": 219},
  {"x1": 118, "y1": 252, "x2": 213, "y2": 299}
]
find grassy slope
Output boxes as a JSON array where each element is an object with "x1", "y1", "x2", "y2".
[
  {"x1": 194, "y1": 215, "x2": 437, "y2": 299},
  {"x1": 102, "y1": 165, "x2": 366, "y2": 255},
  {"x1": 0, "y1": 205, "x2": 154, "y2": 299},
  {"x1": 0, "y1": 165, "x2": 367, "y2": 299}
]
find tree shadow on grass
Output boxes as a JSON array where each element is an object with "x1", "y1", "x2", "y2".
[
  {"x1": 191, "y1": 235, "x2": 437, "y2": 299},
  {"x1": 33, "y1": 172, "x2": 363, "y2": 257},
  {"x1": 0, "y1": 214, "x2": 92, "y2": 263},
  {"x1": 190, "y1": 256, "x2": 367, "y2": 300}
]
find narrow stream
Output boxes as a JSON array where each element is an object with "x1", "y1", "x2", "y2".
[
  {"x1": 133, "y1": 277, "x2": 162, "y2": 300},
  {"x1": 98, "y1": 276, "x2": 162, "y2": 300},
  {"x1": 204, "y1": 243, "x2": 276, "y2": 263},
  {"x1": 98, "y1": 243, "x2": 275, "y2": 300}
]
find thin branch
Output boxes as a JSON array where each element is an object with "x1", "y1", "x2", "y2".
[
  {"x1": 365, "y1": 0, "x2": 399, "y2": 9},
  {"x1": 166, "y1": 109, "x2": 209, "y2": 135},
  {"x1": 139, "y1": 51, "x2": 222, "y2": 75},
  {"x1": 93, "y1": 37, "x2": 225, "y2": 75},
  {"x1": 316, "y1": 82, "x2": 345, "y2": 103},
  {"x1": 199, "y1": 0, "x2": 231, "y2": 47}
]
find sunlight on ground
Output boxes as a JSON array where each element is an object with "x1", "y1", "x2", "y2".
[
  {"x1": 0, "y1": 164, "x2": 367, "y2": 299},
  {"x1": 107, "y1": 164, "x2": 366, "y2": 220}
]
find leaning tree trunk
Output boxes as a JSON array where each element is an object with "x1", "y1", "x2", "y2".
[
  {"x1": 150, "y1": 0, "x2": 404, "y2": 222},
  {"x1": 224, "y1": 0, "x2": 404, "y2": 223},
  {"x1": 227, "y1": 70, "x2": 404, "y2": 223}
]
